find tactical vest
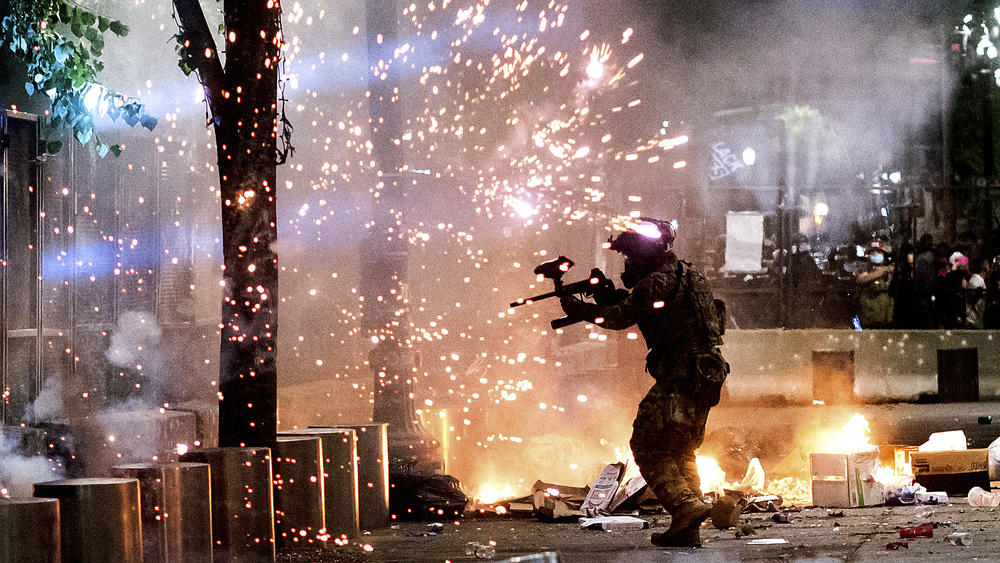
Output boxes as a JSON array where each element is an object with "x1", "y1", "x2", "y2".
[{"x1": 638, "y1": 258, "x2": 723, "y2": 363}]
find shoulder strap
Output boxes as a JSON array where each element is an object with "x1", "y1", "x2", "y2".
[{"x1": 681, "y1": 261, "x2": 720, "y2": 344}]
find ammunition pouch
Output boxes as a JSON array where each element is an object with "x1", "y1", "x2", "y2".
[{"x1": 690, "y1": 350, "x2": 729, "y2": 407}]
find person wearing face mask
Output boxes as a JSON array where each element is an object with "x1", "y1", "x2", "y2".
[
  {"x1": 559, "y1": 218, "x2": 728, "y2": 548},
  {"x1": 858, "y1": 245, "x2": 894, "y2": 328}
]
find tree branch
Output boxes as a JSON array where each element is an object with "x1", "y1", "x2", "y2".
[{"x1": 172, "y1": 0, "x2": 226, "y2": 122}]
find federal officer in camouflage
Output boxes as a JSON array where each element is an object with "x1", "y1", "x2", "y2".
[{"x1": 560, "y1": 218, "x2": 728, "y2": 547}]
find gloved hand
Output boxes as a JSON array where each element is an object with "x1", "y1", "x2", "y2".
[{"x1": 560, "y1": 294, "x2": 583, "y2": 315}]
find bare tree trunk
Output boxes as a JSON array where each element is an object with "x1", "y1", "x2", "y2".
[{"x1": 174, "y1": 0, "x2": 280, "y2": 448}]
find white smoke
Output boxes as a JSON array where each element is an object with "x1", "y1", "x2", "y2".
[
  {"x1": 0, "y1": 430, "x2": 63, "y2": 498},
  {"x1": 105, "y1": 310, "x2": 163, "y2": 399},
  {"x1": 25, "y1": 377, "x2": 63, "y2": 422}
]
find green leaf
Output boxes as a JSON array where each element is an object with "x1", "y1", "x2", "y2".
[
  {"x1": 84, "y1": 26, "x2": 98, "y2": 43},
  {"x1": 109, "y1": 144, "x2": 122, "y2": 157},
  {"x1": 24, "y1": 82, "x2": 34, "y2": 95},
  {"x1": 46, "y1": 140, "x2": 63, "y2": 154},
  {"x1": 79, "y1": 11, "x2": 96, "y2": 27},
  {"x1": 108, "y1": 21, "x2": 128, "y2": 37},
  {"x1": 122, "y1": 110, "x2": 139, "y2": 127},
  {"x1": 75, "y1": 125, "x2": 92, "y2": 145},
  {"x1": 53, "y1": 42, "x2": 69, "y2": 64},
  {"x1": 139, "y1": 114, "x2": 157, "y2": 131},
  {"x1": 98, "y1": 16, "x2": 110, "y2": 32},
  {"x1": 70, "y1": 21, "x2": 82, "y2": 38}
]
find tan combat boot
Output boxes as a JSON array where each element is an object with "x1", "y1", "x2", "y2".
[{"x1": 651, "y1": 497, "x2": 711, "y2": 548}]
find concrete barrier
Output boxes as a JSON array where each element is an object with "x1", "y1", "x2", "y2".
[
  {"x1": 33, "y1": 477, "x2": 142, "y2": 563},
  {"x1": 272, "y1": 436, "x2": 326, "y2": 548},
  {"x1": 113, "y1": 462, "x2": 213, "y2": 562},
  {"x1": 181, "y1": 447, "x2": 275, "y2": 562},
  {"x1": 720, "y1": 329, "x2": 1000, "y2": 403},
  {"x1": 0, "y1": 497, "x2": 60, "y2": 563},
  {"x1": 277, "y1": 428, "x2": 359, "y2": 539}
]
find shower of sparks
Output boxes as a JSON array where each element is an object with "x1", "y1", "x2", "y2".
[{"x1": 8, "y1": 0, "x2": 696, "y2": 497}]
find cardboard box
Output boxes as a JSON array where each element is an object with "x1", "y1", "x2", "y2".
[
  {"x1": 911, "y1": 449, "x2": 991, "y2": 495},
  {"x1": 581, "y1": 463, "x2": 625, "y2": 517},
  {"x1": 810, "y1": 449, "x2": 886, "y2": 508},
  {"x1": 878, "y1": 444, "x2": 917, "y2": 476},
  {"x1": 607, "y1": 473, "x2": 649, "y2": 514}
]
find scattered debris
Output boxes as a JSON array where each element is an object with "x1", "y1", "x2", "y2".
[
  {"x1": 770, "y1": 512, "x2": 792, "y2": 523},
  {"x1": 744, "y1": 494, "x2": 783, "y2": 512},
  {"x1": 579, "y1": 515, "x2": 649, "y2": 531},
  {"x1": 466, "y1": 541, "x2": 497, "y2": 559},
  {"x1": 531, "y1": 481, "x2": 587, "y2": 521},
  {"x1": 885, "y1": 541, "x2": 909, "y2": 550},
  {"x1": 746, "y1": 538, "x2": 788, "y2": 545},
  {"x1": 581, "y1": 463, "x2": 624, "y2": 517},
  {"x1": 946, "y1": 532, "x2": 971, "y2": 546},
  {"x1": 711, "y1": 492, "x2": 746, "y2": 529},
  {"x1": 607, "y1": 473, "x2": 652, "y2": 514},
  {"x1": 389, "y1": 473, "x2": 467, "y2": 521},
  {"x1": 495, "y1": 553, "x2": 559, "y2": 563},
  {"x1": 899, "y1": 523, "x2": 934, "y2": 538}
]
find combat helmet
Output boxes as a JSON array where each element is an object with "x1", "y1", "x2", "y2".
[{"x1": 608, "y1": 217, "x2": 676, "y2": 257}]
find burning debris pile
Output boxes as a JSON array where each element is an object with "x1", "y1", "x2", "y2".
[{"x1": 464, "y1": 412, "x2": 1000, "y2": 535}]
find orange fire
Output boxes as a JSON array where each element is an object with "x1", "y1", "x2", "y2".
[
  {"x1": 818, "y1": 413, "x2": 876, "y2": 454},
  {"x1": 474, "y1": 482, "x2": 520, "y2": 504}
]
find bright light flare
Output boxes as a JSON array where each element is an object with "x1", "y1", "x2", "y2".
[
  {"x1": 509, "y1": 198, "x2": 534, "y2": 218},
  {"x1": 585, "y1": 59, "x2": 604, "y2": 80},
  {"x1": 633, "y1": 221, "x2": 661, "y2": 239}
]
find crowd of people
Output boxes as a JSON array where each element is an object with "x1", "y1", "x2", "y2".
[{"x1": 853, "y1": 233, "x2": 998, "y2": 330}]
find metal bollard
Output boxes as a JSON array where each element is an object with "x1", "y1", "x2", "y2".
[
  {"x1": 181, "y1": 447, "x2": 275, "y2": 562},
  {"x1": 33, "y1": 477, "x2": 142, "y2": 563},
  {"x1": 0, "y1": 497, "x2": 60, "y2": 563},
  {"x1": 313, "y1": 424, "x2": 389, "y2": 529},
  {"x1": 273, "y1": 436, "x2": 326, "y2": 548},
  {"x1": 113, "y1": 462, "x2": 213, "y2": 563},
  {"x1": 277, "y1": 428, "x2": 359, "y2": 539}
]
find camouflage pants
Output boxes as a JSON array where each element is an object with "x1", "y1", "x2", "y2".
[{"x1": 629, "y1": 378, "x2": 710, "y2": 511}]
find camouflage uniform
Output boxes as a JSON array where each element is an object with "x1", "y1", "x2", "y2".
[{"x1": 561, "y1": 252, "x2": 726, "y2": 512}]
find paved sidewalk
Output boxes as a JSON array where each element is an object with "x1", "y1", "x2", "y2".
[{"x1": 279, "y1": 499, "x2": 1000, "y2": 562}]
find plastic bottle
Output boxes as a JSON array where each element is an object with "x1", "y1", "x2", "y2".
[
  {"x1": 915, "y1": 491, "x2": 947, "y2": 505},
  {"x1": 967, "y1": 486, "x2": 1000, "y2": 508},
  {"x1": 946, "y1": 532, "x2": 971, "y2": 546},
  {"x1": 474, "y1": 544, "x2": 496, "y2": 559},
  {"x1": 465, "y1": 541, "x2": 496, "y2": 559}
]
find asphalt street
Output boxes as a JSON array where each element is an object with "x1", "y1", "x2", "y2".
[
  {"x1": 278, "y1": 499, "x2": 1000, "y2": 562},
  {"x1": 277, "y1": 402, "x2": 1000, "y2": 562}
]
